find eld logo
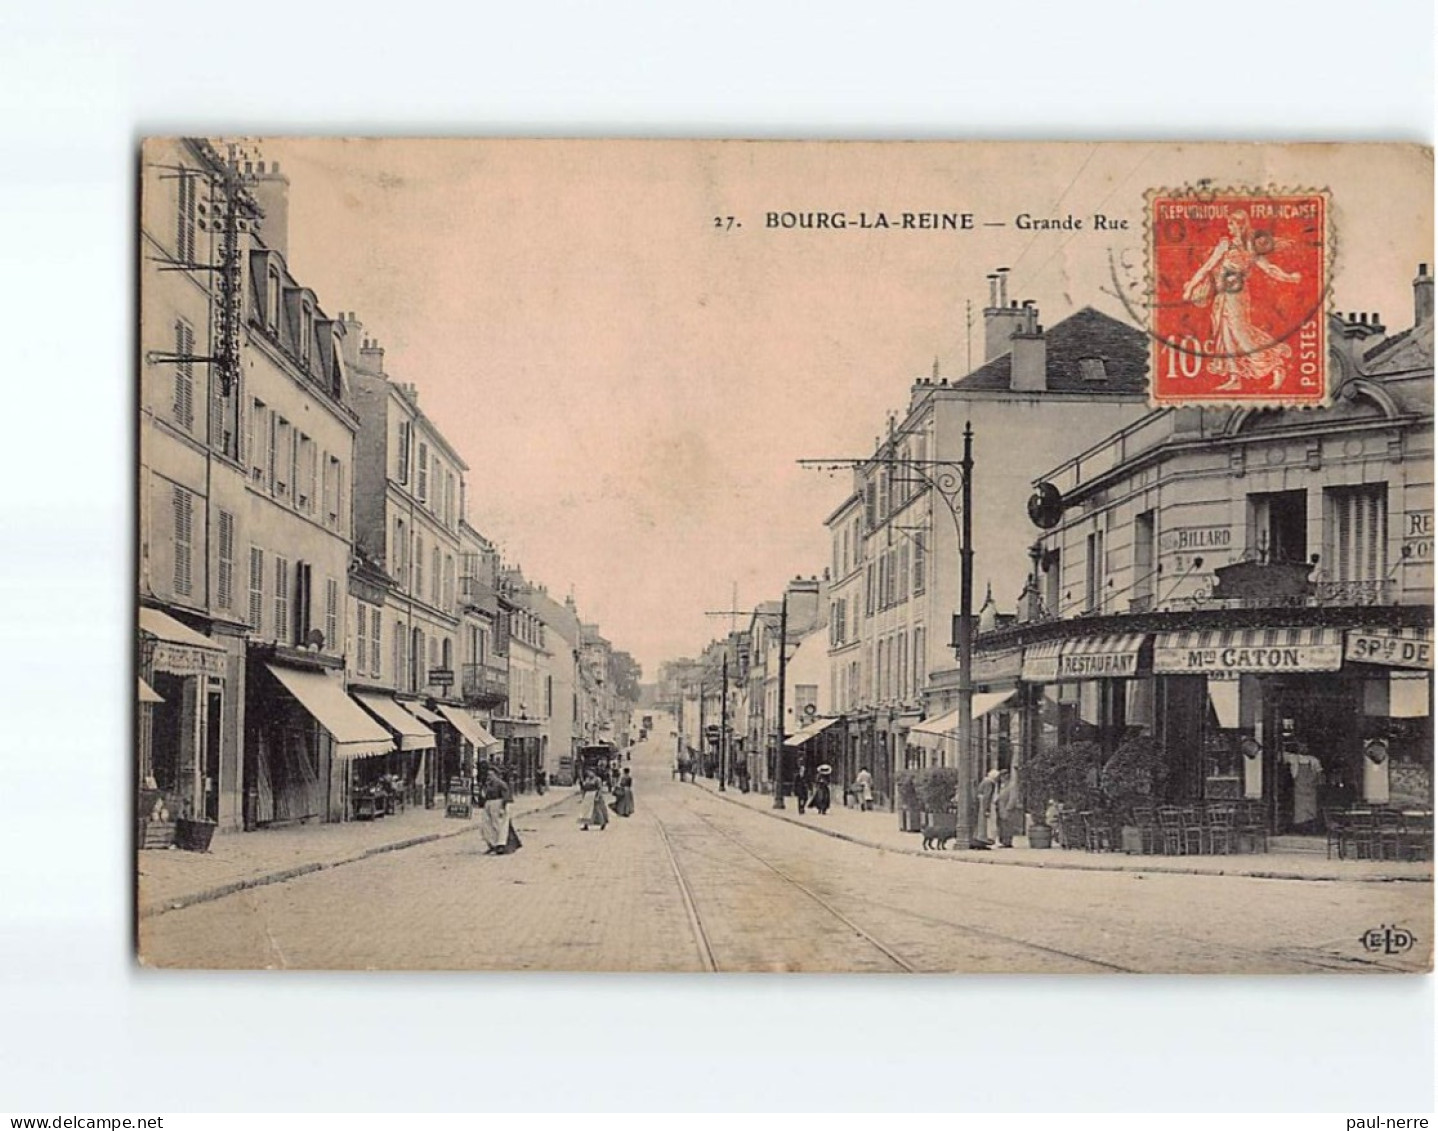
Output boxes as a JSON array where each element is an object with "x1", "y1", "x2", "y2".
[{"x1": 1359, "y1": 924, "x2": 1415, "y2": 955}]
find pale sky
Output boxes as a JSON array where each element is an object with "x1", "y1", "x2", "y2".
[{"x1": 264, "y1": 140, "x2": 1432, "y2": 675}]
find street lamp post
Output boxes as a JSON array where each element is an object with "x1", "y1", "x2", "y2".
[
  {"x1": 772, "y1": 590, "x2": 789, "y2": 810},
  {"x1": 719, "y1": 651, "x2": 728, "y2": 792},
  {"x1": 799, "y1": 419, "x2": 977, "y2": 843}
]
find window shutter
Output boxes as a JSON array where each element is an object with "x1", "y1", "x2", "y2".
[
  {"x1": 217, "y1": 510, "x2": 235, "y2": 609},
  {"x1": 267, "y1": 411, "x2": 278, "y2": 492},
  {"x1": 356, "y1": 600, "x2": 368, "y2": 674},
  {"x1": 173, "y1": 321, "x2": 195, "y2": 431},
  {"x1": 371, "y1": 608, "x2": 381, "y2": 675},
  {"x1": 418, "y1": 442, "x2": 428, "y2": 502},
  {"x1": 248, "y1": 547, "x2": 264, "y2": 631},
  {"x1": 274, "y1": 557, "x2": 290, "y2": 644},
  {"x1": 176, "y1": 172, "x2": 196, "y2": 264},
  {"x1": 325, "y1": 577, "x2": 338, "y2": 652},
  {"x1": 172, "y1": 486, "x2": 193, "y2": 596}
]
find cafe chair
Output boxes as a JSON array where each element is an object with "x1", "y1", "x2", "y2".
[
  {"x1": 1235, "y1": 801, "x2": 1268, "y2": 854},
  {"x1": 1375, "y1": 808, "x2": 1406, "y2": 862},
  {"x1": 1178, "y1": 806, "x2": 1206, "y2": 856},
  {"x1": 1157, "y1": 806, "x2": 1185, "y2": 855},
  {"x1": 1400, "y1": 811, "x2": 1433, "y2": 862},
  {"x1": 1131, "y1": 805, "x2": 1162, "y2": 855},
  {"x1": 1322, "y1": 808, "x2": 1347, "y2": 859},
  {"x1": 1344, "y1": 809, "x2": 1378, "y2": 860},
  {"x1": 1204, "y1": 806, "x2": 1238, "y2": 855}
]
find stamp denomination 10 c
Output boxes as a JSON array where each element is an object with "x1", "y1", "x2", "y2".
[{"x1": 1148, "y1": 188, "x2": 1330, "y2": 407}]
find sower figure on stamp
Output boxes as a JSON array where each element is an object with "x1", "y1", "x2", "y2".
[{"x1": 1182, "y1": 209, "x2": 1302, "y2": 392}]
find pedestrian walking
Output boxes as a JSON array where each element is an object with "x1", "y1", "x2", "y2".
[
  {"x1": 794, "y1": 760, "x2": 809, "y2": 815},
  {"x1": 579, "y1": 772, "x2": 609, "y2": 831},
  {"x1": 854, "y1": 766, "x2": 874, "y2": 812},
  {"x1": 995, "y1": 768, "x2": 1022, "y2": 848},
  {"x1": 974, "y1": 768, "x2": 1001, "y2": 846},
  {"x1": 479, "y1": 766, "x2": 514, "y2": 855},
  {"x1": 613, "y1": 767, "x2": 635, "y2": 818},
  {"x1": 811, "y1": 764, "x2": 833, "y2": 815}
]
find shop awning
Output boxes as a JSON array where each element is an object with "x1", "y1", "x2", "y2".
[
  {"x1": 1344, "y1": 626, "x2": 1433, "y2": 670},
  {"x1": 906, "y1": 691, "x2": 1017, "y2": 749},
  {"x1": 782, "y1": 716, "x2": 840, "y2": 748},
  {"x1": 1056, "y1": 633, "x2": 1149, "y2": 680},
  {"x1": 353, "y1": 691, "x2": 436, "y2": 752},
  {"x1": 265, "y1": 664, "x2": 392, "y2": 760},
  {"x1": 402, "y1": 701, "x2": 444, "y2": 726},
  {"x1": 1154, "y1": 627, "x2": 1344, "y2": 674},
  {"x1": 437, "y1": 704, "x2": 503, "y2": 753},
  {"x1": 138, "y1": 677, "x2": 163, "y2": 704},
  {"x1": 1021, "y1": 639, "x2": 1064, "y2": 682},
  {"x1": 139, "y1": 607, "x2": 226, "y2": 676}
]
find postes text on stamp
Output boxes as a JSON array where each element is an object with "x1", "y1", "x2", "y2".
[{"x1": 1148, "y1": 189, "x2": 1329, "y2": 406}]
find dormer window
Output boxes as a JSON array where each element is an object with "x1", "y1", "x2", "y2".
[
  {"x1": 1078, "y1": 356, "x2": 1108, "y2": 382},
  {"x1": 266, "y1": 267, "x2": 281, "y2": 329},
  {"x1": 300, "y1": 304, "x2": 314, "y2": 364}
]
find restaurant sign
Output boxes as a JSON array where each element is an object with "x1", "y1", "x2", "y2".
[
  {"x1": 1345, "y1": 631, "x2": 1433, "y2": 670},
  {"x1": 1057, "y1": 651, "x2": 1139, "y2": 679}
]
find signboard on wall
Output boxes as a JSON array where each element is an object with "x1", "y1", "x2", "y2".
[{"x1": 1345, "y1": 630, "x2": 1433, "y2": 670}]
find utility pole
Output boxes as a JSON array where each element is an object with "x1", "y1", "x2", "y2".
[
  {"x1": 719, "y1": 651, "x2": 728, "y2": 792},
  {"x1": 954, "y1": 422, "x2": 977, "y2": 847},
  {"x1": 773, "y1": 590, "x2": 789, "y2": 810}
]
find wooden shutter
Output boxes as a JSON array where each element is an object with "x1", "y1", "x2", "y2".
[
  {"x1": 370, "y1": 608, "x2": 381, "y2": 675},
  {"x1": 418, "y1": 442, "x2": 428, "y2": 502},
  {"x1": 274, "y1": 557, "x2": 289, "y2": 644},
  {"x1": 325, "y1": 577, "x2": 338, "y2": 652},
  {"x1": 356, "y1": 600, "x2": 368, "y2": 674},
  {"x1": 176, "y1": 172, "x2": 196, "y2": 264},
  {"x1": 172, "y1": 486, "x2": 193, "y2": 596},
  {"x1": 173, "y1": 321, "x2": 195, "y2": 431},
  {"x1": 217, "y1": 510, "x2": 234, "y2": 609},
  {"x1": 248, "y1": 547, "x2": 264, "y2": 630}
]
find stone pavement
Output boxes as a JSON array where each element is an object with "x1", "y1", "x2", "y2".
[
  {"x1": 136, "y1": 789, "x2": 569, "y2": 917},
  {"x1": 688, "y1": 776, "x2": 1432, "y2": 883}
]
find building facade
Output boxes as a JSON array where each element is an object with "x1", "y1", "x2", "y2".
[{"x1": 977, "y1": 266, "x2": 1434, "y2": 831}]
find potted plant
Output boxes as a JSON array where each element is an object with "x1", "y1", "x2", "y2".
[
  {"x1": 1099, "y1": 735, "x2": 1168, "y2": 853},
  {"x1": 1024, "y1": 740, "x2": 1103, "y2": 849},
  {"x1": 917, "y1": 765, "x2": 960, "y2": 823},
  {"x1": 896, "y1": 770, "x2": 922, "y2": 833},
  {"x1": 174, "y1": 801, "x2": 217, "y2": 853}
]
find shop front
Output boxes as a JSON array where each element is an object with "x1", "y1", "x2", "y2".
[
  {"x1": 1153, "y1": 625, "x2": 1433, "y2": 833},
  {"x1": 247, "y1": 657, "x2": 392, "y2": 827},
  {"x1": 352, "y1": 691, "x2": 436, "y2": 811},
  {"x1": 434, "y1": 703, "x2": 503, "y2": 783},
  {"x1": 138, "y1": 607, "x2": 229, "y2": 825},
  {"x1": 1022, "y1": 633, "x2": 1153, "y2": 762}
]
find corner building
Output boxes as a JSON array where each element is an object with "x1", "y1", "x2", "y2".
[{"x1": 994, "y1": 267, "x2": 1435, "y2": 831}]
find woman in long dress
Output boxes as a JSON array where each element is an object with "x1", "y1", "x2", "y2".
[
  {"x1": 1181, "y1": 209, "x2": 1303, "y2": 392},
  {"x1": 579, "y1": 772, "x2": 609, "y2": 831},
  {"x1": 479, "y1": 767, "x2": 513, "y2": 854},
  {"x1": 613, "y1": 768, "x2": 635, "y2": 818}
]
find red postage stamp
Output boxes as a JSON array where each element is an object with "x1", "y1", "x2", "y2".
[{"x1": 1148, "y1": 188, "x2": 1330, "y2": 406}]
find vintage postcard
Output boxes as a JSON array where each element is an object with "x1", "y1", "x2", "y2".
[{"x1": 136, "y1": 140, "x2": 1433, "y2": 972}]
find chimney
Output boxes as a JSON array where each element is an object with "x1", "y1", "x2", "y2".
[
  {"x1": 338, "y1": 312, "x2": 365, "y2": 369},
  {"x1": 1010, "y1": 301, "x2": 1047, "y2": 392},
  {"x1": 983, "y1": 267, "x2": 1026, "y2": 362},
  {"x1": 359, "y1": 337, "x2": 386, "y2": 375},
  {"x1": 1416, "y1": 263, "x2": 1433, "y2": 327},
  {"x1": 244, "y1": 158, "x2": 290, "y2": 260}
]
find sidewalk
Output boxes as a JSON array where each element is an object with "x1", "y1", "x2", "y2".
[
  {"x1": 690, "y1": 777, "x2": 1433, "y2": 884},
  {"x1": 136, "y1": 790, "x2": 568, "y2": 917}
]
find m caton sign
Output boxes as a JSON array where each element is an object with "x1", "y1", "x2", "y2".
[{"x1": 1154, "y1": 627, "x2": 1343, "y2": 674}]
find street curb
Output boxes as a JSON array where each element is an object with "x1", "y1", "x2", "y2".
[
  {"x1": 138, "y1": 792, "x2": 574, "y2": 919},
  {"x1": 695, "y1": 783, "x2": 1433, "y2": 885}
]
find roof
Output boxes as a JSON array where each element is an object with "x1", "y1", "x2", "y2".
[{"x1": 951, "y1": 307, "x2": 1149, "y2": 395}]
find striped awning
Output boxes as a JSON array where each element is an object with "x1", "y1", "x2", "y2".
[
  {"x1": 1021, "y1": 640, "x2": 1064, "y2": 682},
  {"x1": 783, "y1": 716, "x2": 840, "y2": 748},
  {"x1": 1344, "y1": 626, "x2": 1433, "y2": 670},
  {"x1": 1056, "y1": 633, "x2": 1148, "y2": 680},
  {"x1": 266, "y1": 665, "x2": 392, "y2": 760},
  {"x1": 353, "y1": 691, "x2": 437, "y2": 752},
  {"x1": 1155, "y1": 626, "x2": 1344, "y2": 674},
  {"x1": 401, "y1": 700, "x2": 444, "y2": 726},
  {"x1": 138, "y1": 677, "x2": 163, "y2": 704},
  {"x1": 906, "y1": 690, "x2": 1017, "y2": 750},
  {"x1": 139, "y1": 607, "x2": 226, "y2": 676},
  {"x1": 437, "y1": 704, "x2": 503, "y2": 753}
]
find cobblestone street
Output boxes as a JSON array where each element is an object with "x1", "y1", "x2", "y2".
[{"x1": 140, "y1": 729, "x2": 1431, "y2": 973}]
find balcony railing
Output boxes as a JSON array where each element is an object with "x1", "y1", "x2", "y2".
[{"x1": 461, "y1": 663, "x2": 508, "y2": 705}]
